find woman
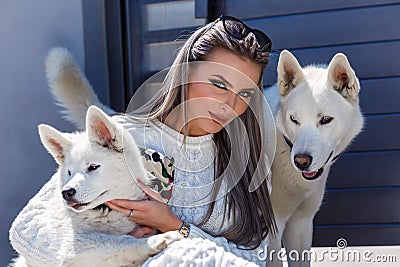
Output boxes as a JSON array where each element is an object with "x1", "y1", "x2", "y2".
[
  {"x1": 12, "y1": 15, "x2": 276, "y2": 264},
  {"x1": 106, "y1": 15, "x2": 277, "y2": 263}
]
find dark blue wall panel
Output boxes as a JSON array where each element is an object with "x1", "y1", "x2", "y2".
[
  {"x1": 224, "y1": 0, "x2": 400, "y2": 19},
  {"x1": 315, "y1": 188, "x2": 400, "y2": 225},
  {"x1": 246, "y1": 4, "x2": 400, "y2": 50},
  {"x1": 328, "y1": 150, "x2": 400, "y2": 189}
]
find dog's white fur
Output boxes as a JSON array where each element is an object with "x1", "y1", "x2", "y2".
[
  {"x1": 10, "y1": 106, "x2": 181, "y2": 267},
  {"x1": 45, "y1": 48, "x2": 114, "y2": 130},
  {"x1": 42, "y1": 48, "x2": 364, "y2": 266},
  {"x1": 267, "y1": 50, "x2": 364, "y2": 266}
]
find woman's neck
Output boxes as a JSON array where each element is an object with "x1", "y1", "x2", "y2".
[{"x1": 161, "y1": 110, "x2": 208, "y2": 137}]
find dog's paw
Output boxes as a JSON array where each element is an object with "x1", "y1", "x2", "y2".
[{"x1": 147, "y1": 231, "x2": 182, "y2": 254}]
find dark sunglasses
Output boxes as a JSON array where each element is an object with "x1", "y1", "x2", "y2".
[{"x1": 218, "y1": 15, "x2": 272, "y2": 53}]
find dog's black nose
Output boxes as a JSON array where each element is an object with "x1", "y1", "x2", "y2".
[
  {"x1": 62, "y1": 188, "x2": 76, "y2": 201},
  {"x1": 294, "y1": 154, "x2": 313, "y2": 170}
]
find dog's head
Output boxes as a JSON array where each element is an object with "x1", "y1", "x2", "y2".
[
  {"x1": 275, "y1": 50, "x2": 364, "y2": 180},
  {"x1": 38, "y1": 106, "x2": 148, "y2": 212}
]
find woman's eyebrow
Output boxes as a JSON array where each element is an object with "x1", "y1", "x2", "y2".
[
  {"x1": 242, "y1": 88, "x2": 256, "y2": 92},
  {"x1": 210, "y1": 74, "x2": 233, "y2": 88}
]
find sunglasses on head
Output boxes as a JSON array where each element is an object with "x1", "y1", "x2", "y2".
[{"x1": 218, "y1": 15, "x2": 272, "y2": 53}]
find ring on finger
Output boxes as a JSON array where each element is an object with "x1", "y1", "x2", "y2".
[{"x1": 128, "y1": 209, "x2": 134, "y2": 218}]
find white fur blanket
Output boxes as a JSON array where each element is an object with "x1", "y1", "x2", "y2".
[{"x1": 143, "y1": 238, "x2": 259, "y2": 266}]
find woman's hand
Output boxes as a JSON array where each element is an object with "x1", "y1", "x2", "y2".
[
  {"x1": 105, "y1": 180, "x2": 183, "y2": 234},
  {"x1": 106, "y1": 198, "x2": 182, "y2": 233}
]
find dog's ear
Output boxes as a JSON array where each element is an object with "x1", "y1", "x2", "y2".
[
  {"x1": 327, "y1": 53, "x2": 360, "y2": 103},
  {"x1": 277, "y1": 50, "x2": 305, "y2": 96},
  {"x1": 86, "y1": 105, "x2": 124, "y2": 152},
  {"x1": 38, "y1": 124, "x2": 71, "y2": 165}
]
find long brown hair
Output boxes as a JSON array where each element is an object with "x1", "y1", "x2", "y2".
[{"x1": 129, "y1": 19, "x2": 276, "y2": 248}]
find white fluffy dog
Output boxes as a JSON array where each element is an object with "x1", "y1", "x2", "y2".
[
  {"x1": 9, "y1": 106, "x2": 181, "y2": 267},
  {"x1": 267, "y1": 50, "x2": 364, "y2": 266}
]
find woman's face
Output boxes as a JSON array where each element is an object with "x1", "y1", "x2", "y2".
[{"x1": 185, "y1": 47, "x2": 263, "y2": 136}]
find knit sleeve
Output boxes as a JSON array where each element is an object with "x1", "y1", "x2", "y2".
[
  {"x1": 188, "y1": 224, "x2": 268, "y2": 264},
  {"x1": 9, "y1": 173, "x2": 62, "y2": 266}
]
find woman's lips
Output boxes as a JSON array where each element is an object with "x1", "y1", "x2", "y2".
[{"x1": 208, "y1": 111, "x2": 228, "y2": 125}]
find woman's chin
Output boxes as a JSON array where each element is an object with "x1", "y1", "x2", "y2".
[
  {"x1": 187, "y1": 118, "x2": 226, "y2": 136},
  {"x1": 202, "y1": 120, "x2": 225, "y2": 134}
]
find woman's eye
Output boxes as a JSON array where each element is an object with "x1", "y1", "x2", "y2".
[
  {"x1": 320, "y1": 116, "x2": 334, "y2": 125},
  {"x1": 238, "y1": 90, "x2": 254, "y2": 98},
  {"x1": 88, "y1": 164, "x2": 101, "y2": 172},
  {"x1": 209, "y1": 79, "x2": 227, "y2": 90},
  {"x1": 290, "y1": 115, "x2": 299, "y2": 125}
]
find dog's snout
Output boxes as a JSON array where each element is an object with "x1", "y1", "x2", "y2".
[
  {"x1": 62, "y1": 188, "x2": 76, "y2": 201},
  {"x1": 294, "y1": 154, "x2": 313, "y2": 170}
]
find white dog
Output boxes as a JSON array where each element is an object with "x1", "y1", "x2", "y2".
[
  {"x1": 9, "y1": 106, "x2": 181, "y2": 267},
  {"x1": 266, "y1": 50, "x2": 364, "y2": 266}
]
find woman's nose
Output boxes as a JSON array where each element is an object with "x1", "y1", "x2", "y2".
[{"x1": 220, "y1": 90, "x2": 237, "y2": 112}]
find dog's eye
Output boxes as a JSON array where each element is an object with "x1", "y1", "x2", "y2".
[
  {"x1": 290, "y1": 115, "x2": 299, "y2": 125},
  {"x1": 88, "y1": 164, "x2": 100, "y2": 172},
  {"x1": 320, "y1": 116, "x2": 334, "y2": 125},
  {"x1": 67, "y1": 170, "x2": 71, "y2": 176}
]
